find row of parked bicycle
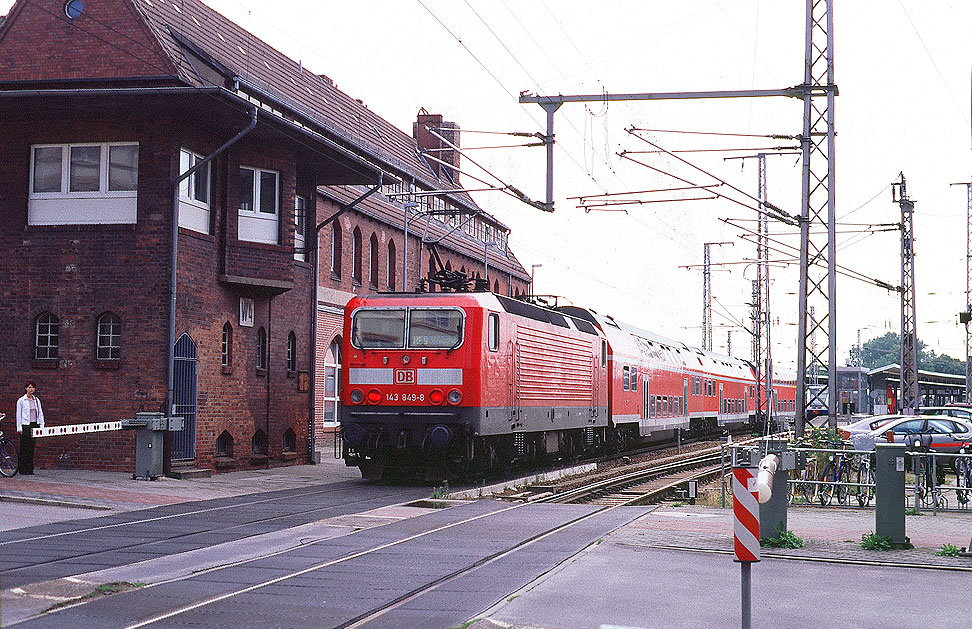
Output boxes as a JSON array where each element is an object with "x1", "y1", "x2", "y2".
[{"x1": 786, "y1": 420, "x2": 972, "y2": 510}]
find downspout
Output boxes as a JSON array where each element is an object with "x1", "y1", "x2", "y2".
[
  {"x1": 310, "y1": 177, "x2": 383, "y2": 462},
  {"x1": 167, "y1": 105, "x2": 258, "y2": 459}
]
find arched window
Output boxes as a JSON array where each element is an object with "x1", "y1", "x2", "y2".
[
  {"x1": 445, "y1": 260, "x2": 452, "y2": 271},
  {"x1": 493, "y1": 279, "x2": 499, "y2": 293},
  {"x1": 251, "y1": 429, "x2": 267, "y2": 455},
  {"x1": 216, "y1": 430, "x2": 233, "y2": 458},
  {"x1": 221, "y1": 322, "x2": 232, "y2": 367},
  {"x1": 257, "y1": 326, "x2": 267, "y2": 370},
  {"x1": 282, "y1": 428, "x2": 296, "y2": 452},
  {"x1": 330, "y1": 222, "x2": 342, "y2": 277},
  {"x1": 287, "y1": 331, "x2": 297, "y2": 372},
  {"x1": 96, "y1": 312, "x2": 121, "y2": 360},
  {"x1": 387, "y1": 239, "x2": 396, "y2": 290},
  {"x1": 352, "y1": 227, "x2": 362, "y2": 284},
  {"x1": 322, "y1": 337, "x2": 342, "y2": 426},
  {"x1": 34, "y1": 312, "x2": 59, "y2": 359},
  {"x1": 369, "y1": 232, "x2": 379, "y2": 289}
]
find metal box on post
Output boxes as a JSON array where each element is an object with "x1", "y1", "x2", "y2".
[{"x1": 123, "y1": 412, "x2": 184, "y2": 480}]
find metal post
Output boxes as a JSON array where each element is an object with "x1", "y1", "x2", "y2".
[
  {"x1": 894, "y1": 174, "x2": 918, "y2": 415},
  {"x1": 741, "y1": 562, "x2": 752, "y2": 629},
  {"x1": 702, "y1": 241, "x2": 732, "y2": 351},
  {"x1": 796, "y1": 0, "x2": 837, "y2": 436},
  {"x1": 541, "y1": 101, "x2": 561, "y2": 211}
]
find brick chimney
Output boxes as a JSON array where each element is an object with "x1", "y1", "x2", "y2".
[{"x1": 413, "y1": 108, "x2": 460, "y2": 182}]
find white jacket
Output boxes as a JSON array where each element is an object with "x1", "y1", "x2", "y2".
[{"x1": 15, "y1": 394, "x2": 45, "y2": 433}]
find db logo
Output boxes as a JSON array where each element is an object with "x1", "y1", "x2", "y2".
[{"x1": 395, "y1": 369, "x2": 416, "y2": 384}]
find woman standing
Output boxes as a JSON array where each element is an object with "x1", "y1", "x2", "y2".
[{"x1": 15, "y1": 381, "x2": 45, "y2": 474}]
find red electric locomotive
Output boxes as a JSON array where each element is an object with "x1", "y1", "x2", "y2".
[
  {"x1": 339, "y1": 291, "x2": 796, "y2": 479},
  {"x1": 340, "y1": 292, "x2": 608, "y2": 479}
]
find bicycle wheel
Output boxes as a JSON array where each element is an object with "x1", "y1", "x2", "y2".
[
  {"x1": 857, "y1": 464, "x2": 875, "y2": 507},
  {"x1": 819, "y1": 461, "x2": 835, "y2": 506},
  {"x1": 836, "y1": 460, "x2": 850, "y2": 505},
  {"x1": 956, "y1": 459, "x2": 970, "y2": 505},
  {"x1": 0, "y1": 438, "x2": 19, "y2": 477}
]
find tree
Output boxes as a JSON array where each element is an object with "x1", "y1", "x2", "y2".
[{"x1": 847, "y1": 332, "x2": 964, "y2": 375}]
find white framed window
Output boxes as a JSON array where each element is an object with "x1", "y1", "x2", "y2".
[
  {"x1": 238, "y1": 166, "x2": 279, "y2": 244},
  {"x1": 294, "y1": 195, "x2": 307, "y2": 261},
  {"x1": 179, "y1": 148, "x2": 210, "y2": 234},
  {"x1": 322, "y1": 337, "x2": 341, "y2": 426},
  {"x1": 29, "y1": 142, "x2": 138, "y2": 225},
  {"x1": 96, "y1": 312, "x2": 121, "y2": 360},
  {"x1": 35, "y1": 312, "x2": 59, "y2": 360}
]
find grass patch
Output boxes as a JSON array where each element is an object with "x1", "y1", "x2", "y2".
[
  {"x1": 860, "y1": 532, "x2": 893, "y2": 551},
  {"x1": 935, "y1": 544, "x2": 963, "y2": 557},
  {"x1": 45, "y1": 582, "x2": 142, "y2": 612},
  {"x1": 430, "y1": 480, "x2": 450, "y2": 499},
  {"x1": 761, "y1": 526, "x2": 804, "y2": 549},
  {"x1": 905, "y1": 508, "x2": 924, "y2": 516}
]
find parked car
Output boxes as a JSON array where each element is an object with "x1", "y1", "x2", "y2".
[
  {"x1": 839, "y1": 414, "x2": 902, "y2": 440},
  {"x1": 868, "y1": 416, "x2": 972, "y2": 454},
  {"x1": 920, "y1": 406, "x2": 972, "y2": 422}
]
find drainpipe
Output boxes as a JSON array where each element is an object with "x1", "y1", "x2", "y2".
[{"x1": 167, "y1": 105, "x2": 258, "y2": 463}]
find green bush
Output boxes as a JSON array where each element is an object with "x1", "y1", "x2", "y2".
[
  {"x1": 860, "y1": 532, "x2": 893, "y2": 551},
  {"x1": 761, "y1": 526, "x2": 804, "y2": 549},
  {"x1": 935, "y1": 544, "x2": 962, "y2": 557}
]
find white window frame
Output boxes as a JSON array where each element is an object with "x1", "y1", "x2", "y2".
[
  {"x1": 179, "y1": 148, "x2": 210, "y2": 234},
  {"x1": 294, "y1": 194, "x2": 307, "y2": 261},
  {"x1": 29, "y1": 142, "x2": 138, "y2": 225},
  {"x1": 238, "y1": 166, "x2": 279, "y2": 244}
]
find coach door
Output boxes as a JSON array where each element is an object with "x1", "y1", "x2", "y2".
[
  {"x1": 172, "y1": 332, "x2": 198, "y2": 460},
  {"x1": 718, "y1": 383, "x2": 724, "y2": 425},
  {"x1": 683, "y1": 378, "x2": 689, "y2": 419}
]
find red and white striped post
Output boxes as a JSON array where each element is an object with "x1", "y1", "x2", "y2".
[{"x1": 733, "y1": 466, "x2": 759, "y2": 629}]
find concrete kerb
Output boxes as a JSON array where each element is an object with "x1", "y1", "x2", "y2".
[{"x1": 445, "y1": 463, "x2": 598, "y2": 500}]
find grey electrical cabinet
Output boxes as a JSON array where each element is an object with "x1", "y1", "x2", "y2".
[{"x1": 122, "y1": 412, "x2": 184, "y2": 480}]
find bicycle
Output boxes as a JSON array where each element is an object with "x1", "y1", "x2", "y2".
[
  {"x1": 853, "y1": 451, "x2": 876, "y2": 507},
  {"x1": 953, "y1": 444, "x2": 971, "y2": 506},
  {"x1": 0, "y1": 413, "x2": 19, "y2": 477},
  {"x1": 911, "y1": 435, "x2": 947, "y2": 510},
  {"x1": 819, "y1": 444, "x2": 850, "y2": 506}
]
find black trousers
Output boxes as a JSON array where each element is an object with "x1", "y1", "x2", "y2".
[{"x1": 18, "y1": 424, "x2": 36, "y2": 474}]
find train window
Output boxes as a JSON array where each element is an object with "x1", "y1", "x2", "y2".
[
  {"x1": 623, "y1": 366, "x2": 630, "y2": 391},
  {"x1": 631, "y1": 366, "x2": 638, "y2": 391},
  {"x1": 352, "y1": 309, "x2": 406, "y2": 348},
  {"x1": 601, "y1": 340, "x2": 607, "y2": 367},
  {"x1": 408, "y1": 309, "x2": 464, "y2": 349},
  {"x1": 662, "y1": 396, "x2": 668, "y2": 417},
  {"x1": 488, "y1": 313, "x2": 499, "y2": 351}
]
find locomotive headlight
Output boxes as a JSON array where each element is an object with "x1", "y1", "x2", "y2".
[
  {"x1": 447, "y1": 389, "x2": 462, "y2": 405},
  {"x1": 350, "y1": 389, "x2": 364, "y2": 404},
  {"x1": 401, "y1": 355, "x2": 411, "y2": 365},
  {"x1": 429, "y1": 389, "x2": 444, "y2": 405},
  {"x1": 367, "y1": 389, "x2": 382, "y2": 404}
]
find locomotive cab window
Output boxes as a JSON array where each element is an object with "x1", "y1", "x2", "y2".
[
  {"x1": 351, "y1": 309, "x2": 406, "y2": 348},
  {"x1": 408, "y1": 308, "x2": 464, "y2": 349},
  {"x1": 488, "y1": 313, "x2": 499, "y2": 351}
]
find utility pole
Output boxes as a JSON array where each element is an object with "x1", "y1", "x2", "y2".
[
  {"x1": 953, "y1": 182, "x2": 972, "y2": 403},
  {"x1": 724, "y1": 151, "x2": 796, "y2": 432},
  {"x1": 894, "y1": 173, "x2": 919, "y2": 415},
  {"x1": 795, "y1": 0, "x2": 838, "y2": 436},
  {"x1": 703, "y1": 241, "x2": 733, "y2": 351}
]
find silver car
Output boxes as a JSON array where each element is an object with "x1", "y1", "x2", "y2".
[{"x1": 869, "y1": 416, "x2": 972, "y2": 454}]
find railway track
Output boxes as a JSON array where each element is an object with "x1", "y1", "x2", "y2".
[{"x1": 504, "y1": 434, "x2": 769, "y2": 506}]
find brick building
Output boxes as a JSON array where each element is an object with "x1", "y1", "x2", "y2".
[{"x1": 0, "y1": 0, "x2": 530, "y2": 473}]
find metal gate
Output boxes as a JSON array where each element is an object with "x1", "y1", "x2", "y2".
[{"x1": 172, "y1": 332, "x2": 197, "y2": 460}]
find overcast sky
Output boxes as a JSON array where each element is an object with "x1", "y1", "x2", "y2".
[{"x1": 8, "y1": 0, "x2": 971, "y2": 368}]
